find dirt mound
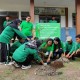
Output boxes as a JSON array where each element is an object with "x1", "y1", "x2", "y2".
[
  {"x1": 50, "y1": 61, "x2": 64, "y2": 69},
  {"x1": 35, "y1": 65, "x2": 56, "y2": 76}
]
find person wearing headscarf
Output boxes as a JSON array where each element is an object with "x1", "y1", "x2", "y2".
[
  {"x1": 12, "y1": 40, "x2": 45, "y2": 69},
  {"x1": 0, "y1": 19, "x2": 27, "y2": 62}
]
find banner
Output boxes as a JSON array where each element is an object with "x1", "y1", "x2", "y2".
[
  {"x1": 34, "y1": 7, "x2": 65, "y2": 15},
  {"x1": 36, "y1": 23, "x2": 60, "y2": 39}
]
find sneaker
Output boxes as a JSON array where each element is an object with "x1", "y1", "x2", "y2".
[
  {"x1": 21, "y1": 65, "x2": 31, "y2": 70},
  {"x1": 0, "y1": 62, "x2": 5, "y2": 65},
  {"x1": 5, "y1": 61, "x2": 15, "y2": 65},
  {"x1": 13, "y1": 61, "x2": 20, "y2": 68}
]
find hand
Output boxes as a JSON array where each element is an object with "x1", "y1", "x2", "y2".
[
  {"x1": 69, "y1": 55, "x2": 72, "y2": 58},
  {"x1": 66, "y1": 54, "x2": 70, "y2": 58},
  {"x1": 47, "y1": 58, "x2": 50, "y2": 63},
  {"x1": 27, "y1": 38, "x2": 30, "y2": 41},
  {"x1": 31, "y1": 37, "x2": 34, "y2": 40},
  {"x1": 55, "y1": 49, "x2": 58, "y2": 52},
  {"x1": 76, "y1": 49, "x2": 80, "y2": 54}
]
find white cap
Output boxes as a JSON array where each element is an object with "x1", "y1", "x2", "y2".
[{"x1": 66, "y1": 36, "x2": 72, "y2": 41}]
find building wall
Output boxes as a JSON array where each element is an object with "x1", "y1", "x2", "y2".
[{"x1": 0, "y1": 0, "x2": 75, "y2": 27}]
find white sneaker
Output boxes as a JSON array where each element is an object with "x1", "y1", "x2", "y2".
[
  {"x1": 5, "y1": 62, "x2": 15, "y2": 65},
  {"x1": 21, "y1": 65, "x2": 31, "y2": 70},
  {"x1": 0, "y1": 62, "x2": 5, "y2": 65}
]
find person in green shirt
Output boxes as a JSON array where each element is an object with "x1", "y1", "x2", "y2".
[
  {"x1": 66, "y1": 34, "x2": 80, "y2": 58},
  {"x1": 3, "y1": 15, "x2": 11, "y2": 29},
  {"x1": 12, "y1": 40, "x2": 45, "y2": 69},
  {"x1": 39, "y1": 38, "x2": 53, "y2": 63},
  {"x1": 0, "y1": 19, "x2": 27, "y2": 62},
  {"x1": 49, "y1": 16, "x2": 57, "y2": 23},
  {"x1": 64, "y1": 36, "x2": 75, "y2": 55},
  {"x1": 64, "y1": 36, "x2": 75, "y2": 60},
  {"x1": 20, "y1": 15, "x2": 35, "y2": 41},
  {"x1": 52, "y1": 37, "x2": 64, "y2": 60}
]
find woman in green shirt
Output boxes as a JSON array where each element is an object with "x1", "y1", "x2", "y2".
[
  {"x1": 53, "y1": 37, "x2": 64, "y2": 59},
  {"x1": 39, "y1": 38, "x2": 53, "y2": 63},
  {"x1": 0, "y1": 19, "x2": 27, "y2": 62},
  {"x1": 12, "y1": 40, "x2": 44, "y2": 69}
]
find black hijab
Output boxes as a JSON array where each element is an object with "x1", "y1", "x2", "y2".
[
  {"x1": 8, "y1": 19, "x2": 21, "y2": 41},
  {"x1": 8, "y1": 19, "x2": 21, "y2": 30}
]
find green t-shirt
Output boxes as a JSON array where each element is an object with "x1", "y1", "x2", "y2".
[
  {"x1": 49, "y1": 20, "x2": 57, "y2": 23},
  {"x1": 39, "y1": 42, "x2": 53, "y2": 52},
  {"x1": 12, "y1": 43, "x2": 42, "y2": 62},
  {"x1": 20, "y1": 21, "x2": 33, "y2": 36},
  {"x1": 64, "y1": 42, "x2": 75, "y2": 54},
  {"x1": 74, "y1": 42, "x2": 80, "y2": 51},
  {"x1": 53, "y1": 41, "x2": 64, "y2": 52},
  {"x1": 3, "y1": 20, "x2": 11, "y2": 28}
]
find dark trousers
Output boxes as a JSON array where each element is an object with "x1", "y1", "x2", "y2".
[
  {"x1": 14, "y1": 54, "x2": 34, "y2": 66},
  {"x1": 0, "y1": 42, "x2": 7, "y2": 62},
  {"x1": 0, "y1": 42, "x2": 10, "y2": 62},
  {"x1": 53, "y1": 49, "x2": 63, "y2": 59},
  {"x1": 73, "y1": 51, "x2": 80, "y2": 57}
]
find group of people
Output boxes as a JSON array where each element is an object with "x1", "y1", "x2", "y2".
[{"x1": 0, "y1": 15, "x2": 80, "y2": 70}]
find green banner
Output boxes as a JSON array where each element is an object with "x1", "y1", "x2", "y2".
[{"x1": 35, "y1": 23, "x2": 60, "y2": 39}]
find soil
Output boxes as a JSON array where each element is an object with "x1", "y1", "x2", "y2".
[{"x1": 0, "y1": 58, "x2": 80, "y2": 80}]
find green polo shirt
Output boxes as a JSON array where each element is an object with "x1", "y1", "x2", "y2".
[
  {"x1": 0, "y1": 26, "x2": 26, "y2": 44},
  {"x1": 20, "y1": 21, "x2": 33, "y2": 36},
  {"x1": 39, "y1": 42, "x2": 54, "y2": 52},
  {"x1": 12, "y1": 43, "x2": 42, "y2": 62}
]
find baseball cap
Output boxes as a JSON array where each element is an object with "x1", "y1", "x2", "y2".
[{"x1": 66, "y1": 36, "x2": 72, "y2": 41}]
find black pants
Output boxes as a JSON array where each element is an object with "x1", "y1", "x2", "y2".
[
  {"x1": 13, "y1": 54, "x2": 34, "y2": 66},
  {"x1": 53, "y1": 49, "x2": 63, "y2": 59},
  {"x1": 0, "y1": 42, "x2": 7, "y2": 62},
  {"x1": 0, "y1": 42, "x2": 10, "y2": 62}
]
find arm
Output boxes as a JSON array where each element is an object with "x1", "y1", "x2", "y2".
[
  {"x1": 47, "y1": 44, "x2": 54, "y2": 62},
  {"x1": 66, "y1": 45, "x2": 76, "y2": 58},
  {"x1": 47, "y1": 51, "x2": 53, "y2": 62},
  {"x1": 33, "y1": 51, "x2": 43, "y2": 64},
  {"x1": 13, "y1": 28, "x2": 27, "y2": 39},
  {"x1": 39, "y1": 42, "x2": 46, "y2": 50}
]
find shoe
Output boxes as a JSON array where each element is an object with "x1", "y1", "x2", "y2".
[
  {"x1": 5, "y1": 61, "x2": 15, "y2": 65},
  {"x1": 21, "y1": 65, "x2": 31, "y2": 70},
  {"x1": 13, "y1": 61, "x2": 20, "y2": 68},
  {"x1": 0, "y1": 62, "x2": 5, "y2": 65}
]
